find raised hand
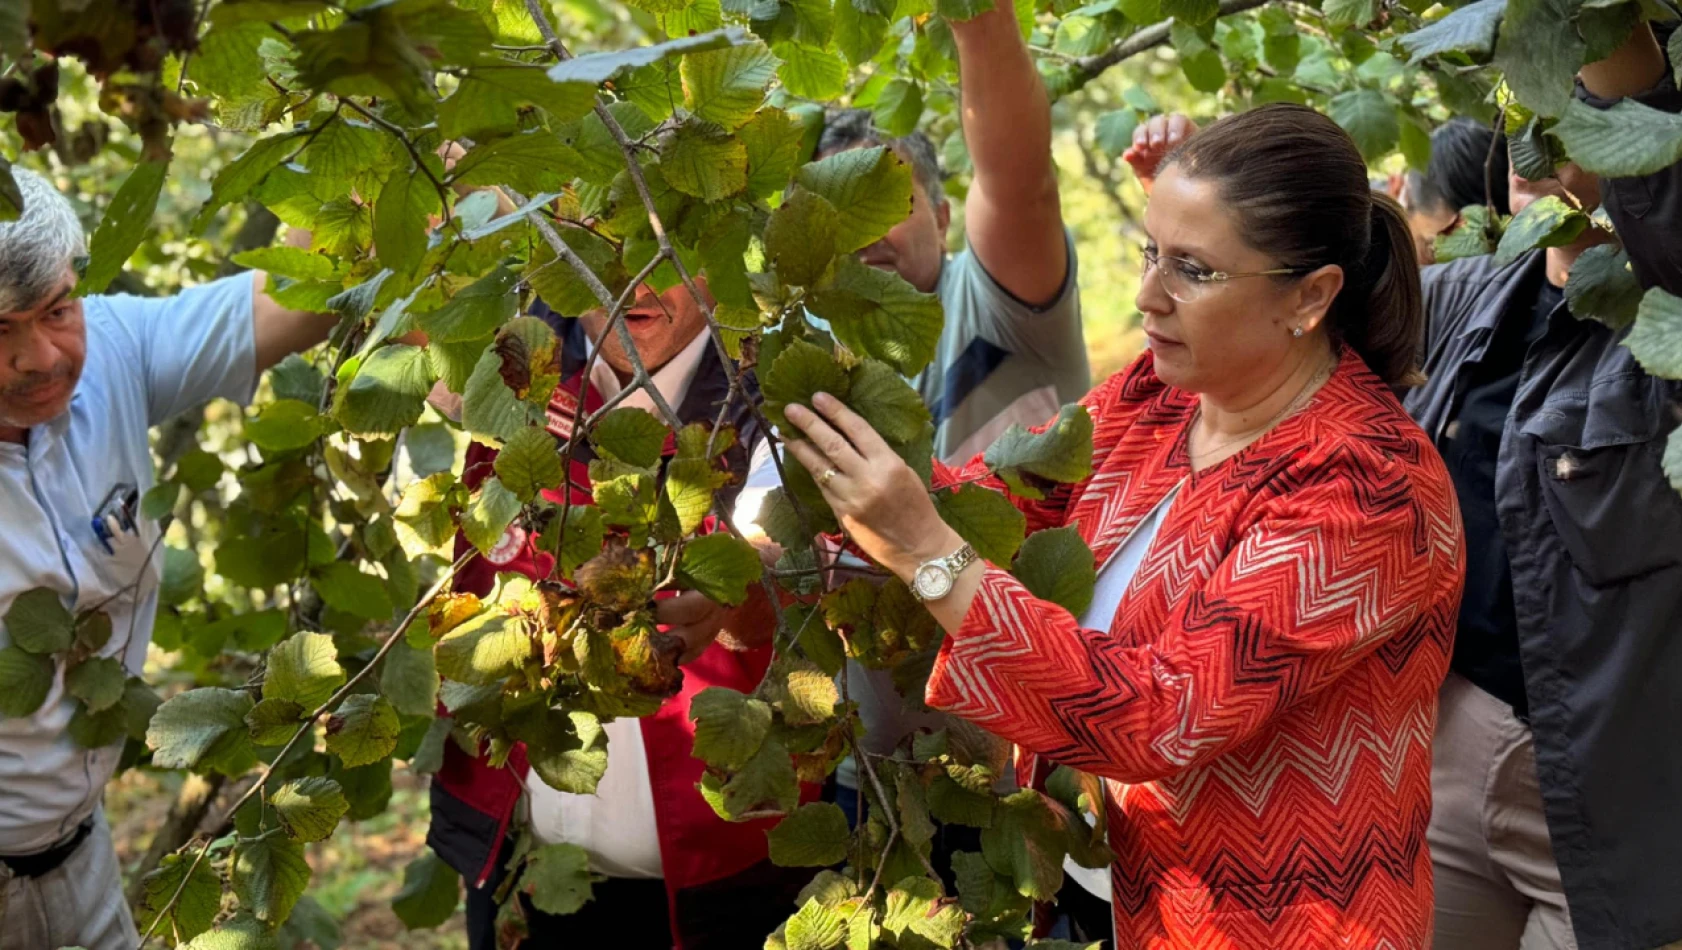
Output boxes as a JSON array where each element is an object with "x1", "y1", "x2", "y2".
[
  {"x1": 1122, "y1": 113, "x2": 1200, "y2": 195},
  {"x1": 781, "y1": 393, "x2": 960, "y2": 583}
]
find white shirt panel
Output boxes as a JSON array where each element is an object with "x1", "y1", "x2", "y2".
[
  {"x1": 522, "y1": 327, "x2": 713, "y2": 878},
  {"x1": 1062, "y1": 485, "x2": 1179, "y2": 902}
]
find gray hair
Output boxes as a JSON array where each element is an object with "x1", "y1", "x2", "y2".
[
  {"x1": 0, "y1": 167, "x2": 86, "y2": 312},
  {"x1": 818, "y1": 108, "x2": 945, "y2": 207}
]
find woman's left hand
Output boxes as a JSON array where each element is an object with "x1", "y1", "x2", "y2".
[{"x1": 782, "y1": 392, "x2": 964, "y2": 582}]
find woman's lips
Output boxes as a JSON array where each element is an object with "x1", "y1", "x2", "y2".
[{"x1": 1144, "y1": 329, "x2": 1183, "y2": 349}]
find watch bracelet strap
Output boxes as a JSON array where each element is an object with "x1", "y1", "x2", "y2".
[{"x1": 946, "y1": 542, "x2": 978, "y2": 576}]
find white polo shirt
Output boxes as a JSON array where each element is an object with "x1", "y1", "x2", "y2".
[{"x1": 0, "y1": 274, "x2": 256, "y2": 854}]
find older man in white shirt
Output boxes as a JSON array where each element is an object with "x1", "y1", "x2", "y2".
[{"x1": 0, "y1": 167, "x2": 336, "y2": 950}]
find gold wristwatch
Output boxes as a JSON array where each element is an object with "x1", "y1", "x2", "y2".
[{"x1": 910, "y1": 543, "x2": 979, "y2": 602}]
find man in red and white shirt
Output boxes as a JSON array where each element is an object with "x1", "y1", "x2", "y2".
[{"x1": 426, "y1": 282, "x2": 809, "y2": 949}]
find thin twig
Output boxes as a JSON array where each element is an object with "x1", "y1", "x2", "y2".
[
  {"x1": 1484, "y1": 110, "x2": 1503, "y2": 222},
  {"x1": 338, "y1": 98, "x2": 454, "y2": 225},
  {"x1": 138, "y1": 549, "x2": 476, "y2": 947},
  {"x1": 176, "y1": 0, "x2": 216, "y2": 93}
]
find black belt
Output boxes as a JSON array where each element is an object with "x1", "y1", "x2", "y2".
[{"x1": 0, "y1": 819, "x2": 95, "y2": 878}]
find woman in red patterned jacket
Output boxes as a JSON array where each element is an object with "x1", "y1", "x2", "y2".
[{"x1": 779, "y1": 104, "x2": 1466, "y2": 949}]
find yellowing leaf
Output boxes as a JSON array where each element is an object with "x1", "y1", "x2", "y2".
[
  {"x1": 690, "y1": 686, "x2": 774, "y2": 770},
  {"x1": 523, "y1": 843, "x2": 594, "y2": 915},
  {"x1": 324, "y1": 694, "x2": 401, "y2": 768},
  {"x1": 662, "y1": 121, "x2": 749, "y2": 200},
  {"x1": 683, "y1": 41, "x2": 781, "y2": 129},
  {"x1": 271, "y1": 776, "x2": 350, "y2": 842},
  {"x1": 434, "y1": 612, "x2": 529, "y2": 685}
]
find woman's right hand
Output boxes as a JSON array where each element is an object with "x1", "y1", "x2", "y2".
[{"x1": 1122, "y1": 113, "x2": 1199, "y2": 194}]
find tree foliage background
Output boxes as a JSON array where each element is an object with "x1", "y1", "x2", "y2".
[{"x1": 2, "y1": 0, "x2": 1681, "y2": 947}]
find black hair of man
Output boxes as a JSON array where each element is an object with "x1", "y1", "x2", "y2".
[{"x1": 1426, "y1": 118, "x2": 1511, "y2": 217}]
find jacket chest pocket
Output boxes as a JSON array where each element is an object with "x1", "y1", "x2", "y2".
[{"x1": 1525, "y1": 379, "x2": 1682, "y2": 586}]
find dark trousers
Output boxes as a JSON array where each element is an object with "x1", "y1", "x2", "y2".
[
  {"x1": 1053, "y1": 877, "x2": 1114, "y2": 947},
  {"x1": 465, "y1": 842, "x2": 813, "y2": 949}
]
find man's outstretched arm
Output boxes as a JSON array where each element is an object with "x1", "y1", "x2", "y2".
[
  {"x1": 950, "y1": 1, "x2": 1069, "y2": 306},
  {"x1": 251, "y1": 226, "x2": 339, "y2": 372}
]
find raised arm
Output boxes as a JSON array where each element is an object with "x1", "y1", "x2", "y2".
[
  {"x1": 1579, "y1": 21, "x2": 1666, "y2": 100},
  {"x1": 1575, "y1": 22, "x2": 1682, "y2": 294},
  {"x1": 950, "y1": 1, "x2": 1068, "y2": 306}
]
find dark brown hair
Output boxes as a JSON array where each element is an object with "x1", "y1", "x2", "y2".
[{"x1": 1163, "y1": 103, "x2": 1427, "y2": 388}]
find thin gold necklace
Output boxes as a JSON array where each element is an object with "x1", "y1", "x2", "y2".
[{"x1": 1187, "y1": 357, "x2": 1336, "y2": 464}]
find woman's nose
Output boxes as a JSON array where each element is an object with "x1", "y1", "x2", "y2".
[{"x1": 1135, "y1": 263, "x2": 1174, "y2": 316}]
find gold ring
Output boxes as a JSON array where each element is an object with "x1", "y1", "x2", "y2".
[{"x1": 818, "y1": 468, "x2": 838, "y2": 488}]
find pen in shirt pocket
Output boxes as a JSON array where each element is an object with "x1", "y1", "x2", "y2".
[{"x1": 90, "y1": 483, "x2": 139, "y2": 556}]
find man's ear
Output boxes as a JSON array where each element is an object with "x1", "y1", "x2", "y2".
[{"x1": 935, "y1": 199, "x2": 952, "y2": 236}]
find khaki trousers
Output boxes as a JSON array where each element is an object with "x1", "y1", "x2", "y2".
[
  {"x1": 1429, "y1": 673, "x2": 1576, "y2": 949},
  {"x1": 0, "y1": 809, "x2": 138, "y2": 950}
]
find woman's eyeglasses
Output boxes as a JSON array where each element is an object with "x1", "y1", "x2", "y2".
[{"x1": 1140, "y1": 244, "x2": 1310, "y2": 303}]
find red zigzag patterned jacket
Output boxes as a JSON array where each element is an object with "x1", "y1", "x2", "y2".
[{"x1": 927, "y1": 347, "x2": 1465, "y2": 950}]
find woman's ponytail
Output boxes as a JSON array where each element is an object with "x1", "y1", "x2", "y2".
[{"x1": 1346, "y1": 194, "x2": 1426, "y2": 389}]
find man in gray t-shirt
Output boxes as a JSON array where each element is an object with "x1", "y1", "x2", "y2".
[
  {"x1": 809, "y1": 0, "x2": 1088, "y2": 821},
  {"x1": 816, "y1": 3, "x2": 1087, "y2": 465}
]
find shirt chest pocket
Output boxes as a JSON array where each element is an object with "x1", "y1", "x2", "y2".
[
  {"x1": 73, "y1": 515, "x2": 162, "y2": 622},
  {"x1": 1523, "y1": 377, "x2": 1682, "y2": 587}
]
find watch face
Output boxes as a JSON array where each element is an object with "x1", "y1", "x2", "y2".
[{"x1": 914, "y1": 563, "x2": 954, "y2": 600}]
